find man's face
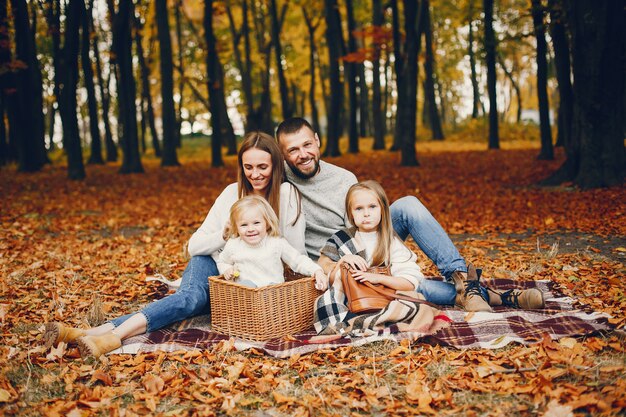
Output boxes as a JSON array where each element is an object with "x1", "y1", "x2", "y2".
[{"x1": 278, "y1": 127, "x2": 321, "y2": 179}]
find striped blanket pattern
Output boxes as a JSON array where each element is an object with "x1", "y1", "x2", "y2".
[{"x1": 111, "y1": 278, "x2": 613, "y2": 359}]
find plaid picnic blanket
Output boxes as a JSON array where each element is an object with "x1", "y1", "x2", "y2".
[{"x1": 111, "y1": 278, "x2": 614, "y2": 359}]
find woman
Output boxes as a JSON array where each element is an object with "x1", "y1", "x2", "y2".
[{"x1": 44, "y1": 131, "x2": 308, "y2": 358}]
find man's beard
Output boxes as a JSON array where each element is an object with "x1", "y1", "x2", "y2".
[{"x1": 289, "y1": 158, "x2": 320, "y2": 179}]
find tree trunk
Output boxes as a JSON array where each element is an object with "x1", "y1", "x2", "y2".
[
  {"x1": 93, "y1": 20, "x2": 116, "y2": 162},
  {"x1": 497, "y1": 55, "x2": 522, "y2": 123},
  {"x1": 531, "y1": 0, "x2": 553, "y2": 160},
  {"x1": 83, "y1": 0, "x2": 103, "y2": 164},
  {"x1": 270, "y1": 0, "x2": 291, "y2": 120},
  {"x1": 217, "y1": 62, "x2": 237, "y2": 155},
  {"x1": 302, "y1": 8, "x2": 322, "y2": 138},
  {"x1": 112, "y1": 0, "x2": 143, "y2": 173},
  {"x1": 323, "y1": 0, "x2": 344, "y2": 156},
  {"x1": 422, "y1": 0, "x2": 444, "y2": 140},
  {"x1": 371, "y1": 0, "x2": 385, "y2": 150},
  {"x1": 395, "y1": 0, "x2": 425, "y2": 166},
  {"x1": 548, "y1": 0, "x2": 572, "y2": 149},
  {"x1": 345, "y1": 0, "x2": 359, "y2": 153},
  {"x1": 468, "y1": 0, "x2": 482, "y2": 118},
  {"x1": 56, "y1": 0, "x2": 85, "y2": 179},
  {"x1": 174, "y1": 0, "x2": 184, "y2": 148},
  {"x1": 155, "y1": 0, "x2": 180, "y2": 166},
  {"x1": 483, "y1": 0, "x2": 499, "y2": 149},
  {"x1": 389, "y1": 0, "x2": 402, "y2": 150},
  {"x1": 9, "y1": 0, "x2": 47, "y2": 172},
  {"x1": 204, "y1": 0, "x2": 223, "y2": 167},
  {"x1": 544, "y1": 1, "x2": 624, "y2": 188},
  {"x1": 135, "y1": 16, "x2": 161, "y2": 157}
]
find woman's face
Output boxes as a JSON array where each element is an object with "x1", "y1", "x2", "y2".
[{"x1": 241, "y1": 148, "x2": 273, "y2": 194}]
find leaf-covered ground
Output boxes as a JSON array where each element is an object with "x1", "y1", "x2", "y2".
[{"x1": 1, "y1": 137, "x2": 625, "y2": 416}]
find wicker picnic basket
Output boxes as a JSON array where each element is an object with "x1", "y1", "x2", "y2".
[{"x1": 208, "y1": 269, "x2": 321, "y2": 341}]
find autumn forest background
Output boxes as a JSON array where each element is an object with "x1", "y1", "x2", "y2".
[{"x1": 1, "y1": 0, "x2": 625, "y2": 415}]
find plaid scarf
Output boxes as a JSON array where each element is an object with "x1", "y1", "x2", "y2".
[{"x1": 313, "y1": 227, "x2": 448, "y2": 336}]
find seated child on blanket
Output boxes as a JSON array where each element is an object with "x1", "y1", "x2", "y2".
[
  {"x1": 217, "y1": 195, "x2": 328, "y2": 290},
  {"x1": 317, "y1": 180, "x2": 544, "y2": 309}
]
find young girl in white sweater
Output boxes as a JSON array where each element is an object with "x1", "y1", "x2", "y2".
[{"x1": 217, "y1": 195, "x2": 327, "y2": 289}]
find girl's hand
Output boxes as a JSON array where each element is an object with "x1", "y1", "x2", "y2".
[
  {"x1": 340, "y1": 254, "x2": 368, "y2": 271},
  {"x1": 222, "y1": 266, "x2": 239, "y2": 281},
  {"x1": 222, "y1": 221, "x2": 231, "y2": 241},
  {"x1": 313, "y1": 270, "x2": 329, "y2": 291},
  {"x1": 351, "y1": 270, "x2": 387, "y2": 285}
]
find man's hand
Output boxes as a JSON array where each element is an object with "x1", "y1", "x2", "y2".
[
  {"x1": 313, "y1": 269, "x2": 329, "y2": 291},
  {"x1": 222, "y1": 221, "x2": 231, "y2": 241},
  {"x1": 340, "y1": 254, "x2": 368, "y2": 271}
]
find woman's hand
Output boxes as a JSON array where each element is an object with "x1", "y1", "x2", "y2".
[
  {"x1": 351, "y1": 270, "x2": 387, "y2": 285},
  {"x1": 340, "y1": 254, "x2": 368, "y2": 271},
  {"x1": 222, "y1": 266, "x2": 240, "y2": 281},
  {"x1": 313, "y1": 270, "x2": 329, "y2": 291},
  {"x1": 222, "y1": 221, "x2": 231, "y2": 241}
]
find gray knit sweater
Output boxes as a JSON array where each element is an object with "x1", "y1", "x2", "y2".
[{"x1": 286, "y1": 160, "x2": 358, "y2": 259}]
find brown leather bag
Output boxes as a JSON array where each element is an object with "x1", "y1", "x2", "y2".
[{"x1": 340, "y1": 263, "x2": 436, "y2": 313}]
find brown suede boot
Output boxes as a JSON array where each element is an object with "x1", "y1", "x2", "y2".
[
  {"x1": 77, "y1": 333, "x2": 122, "y2": 359},
  {"x1": 451, "y1": 264, "x2": 492, "y2": 312},
  {"x1": 43, "y1": 322, "x2": 86, "y2": 347},
  {"x1": 487, "y1": 287, "x2": 545, "y2": 309}
]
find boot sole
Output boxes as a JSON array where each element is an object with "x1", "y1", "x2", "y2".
[{"x1": 76, "y1": 337, "x2": 99, "y2": 359}]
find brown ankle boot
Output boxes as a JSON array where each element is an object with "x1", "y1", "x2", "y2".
[
  {"x1": 43, "y1": 322, "x2": 86, "y2": 347},
  {"x1": 77, "y1": 333, "x2": 122, "y2": 359},
  {"x1": 451, "y1": 264, "x2": 492, "y2": 312},
  {"x1": 487, "y1": 288, "x2": 545, "y2": 309}
]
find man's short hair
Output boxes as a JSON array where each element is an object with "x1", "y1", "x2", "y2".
[{"x1": 275, "y1": 117, "x2": 314, "y2": 141}]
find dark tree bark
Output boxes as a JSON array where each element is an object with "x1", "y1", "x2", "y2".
[
  {"x1": 389, "y1": 0, "x2": 402, "y2": 150},
  {"x1": 0, "y1": 2, "x2": 10, "y2": 166},
  {"x1": 422, "y1": 0, "x2": 444, "y2": 140},
  {"x1": 269, "y1": 0, "x2": 291, "y2": 120},
  {"x1": 302, "y1": 7, "x2": 322, "y2": 138},
  {"x1": 9, "y1": 0, "x2": 47, "y2": 172},
  {"x1": 358, "y1": 58, "x2": 370, "y2": 138},
  {"x1": 135, "y1": 15, "x2": 161, "y2": 157},
  {"x1": 323, "y1": 0, "x2": 344, "y2": 156},
  {"x1": 44, "y1": 0, "x2": 62, "y2": 153},
  {"x1": 345, "y1": 0, "x2": 359, "y2": 153},
  {"x1": 83, "y1": 0, "x2": 103, "y2": 164},
  {"x1": 468, "y1": 0, "x2": 482, "y2": 118},
  {"x1": 371, "y1": 0, "x2": 385, "y2": 150},
  {"x1": 250, "y1": 0, "x2": 273, "y2": 134},
  {"x1": 395, "y1": 0, "x2": 426, "y2": 166},
  {"x1": 483, "y1": 0, "x2": 499, "y2": 149},
  {"x1": 111, "y1": 0, "x2": 143, "y2": 173},
  {"x1": 217, "y1": 62, "x2": 237, "y2": 155},
  {"x1": 92, "y1": 19, "x2": 116, "y2": 161},
  {"x1": 204, "y1": 0, "x2": 223, "y2": 167},
  {"x1": 543, "y1": 1, "x2": 625, "y2": 188},
  {"x1": 531, "y1": 0, "x2": 553, "y2": 160},
  {"x1": 174, "y1": 0, "x2": 184, "y2": 148},
  {"x1": 548, "y1": 0, "x2": 572, "y2": 148},
  {"x1": 155, "y1": 0, "x2": 180, "y2": 166},
  {"x1": 56, "y1": 0, "x2": 85, "y2": 179}
]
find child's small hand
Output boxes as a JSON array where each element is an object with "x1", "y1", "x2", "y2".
[
  {"x1": 223, "y1": 266, "x2": 239, "y2": 281},
  {"x1": 352, "y1": 270, "x2": 385, "y2": 285},
  {"x1": 340, "y1": 254, "x2": 368, "y2": 271},
  {"x1": 313, "y1": 270, "x2": 328, "y2": 291}
]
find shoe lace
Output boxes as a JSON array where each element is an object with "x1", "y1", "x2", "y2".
[
  {"x1": 464, "y1": 279, "x2": 484, "y2": 298},
  {"x1": 499, "y1": 289, "x2": 521, "y2": 308}
]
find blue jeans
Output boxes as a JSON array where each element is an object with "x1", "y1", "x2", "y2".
[
  {"x1": 390, "y1": 196, "x2": 466, "y2": 280},
  {"x1": 110, "y1": 255, "x2": 218, "y2": 332},
  {"x1": 417, "y1": 278, "x2": 488, "y2": 305}
]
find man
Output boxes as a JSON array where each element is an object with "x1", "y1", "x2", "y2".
[{"x1": 275, "y1": 117, "x2": 543, "y2": 312}]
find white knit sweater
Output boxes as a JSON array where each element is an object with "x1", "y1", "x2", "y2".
[
  {"x1": 216, "y1": 236, "x2": 323, "y2": 287},
  {"x1": 187, "y1": 182, "x2": 305, "y2": 257}
]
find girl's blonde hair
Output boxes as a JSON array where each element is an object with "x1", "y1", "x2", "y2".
[
  {"x1": 229, "y1": 195, "x2": 280, "y2": 238},
  {"x1": 345, "y1": 180, "x2": 394, "y2": 266},
  {"x1": 237, "y1": 131, "x2": 285, "y2": 220}
]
